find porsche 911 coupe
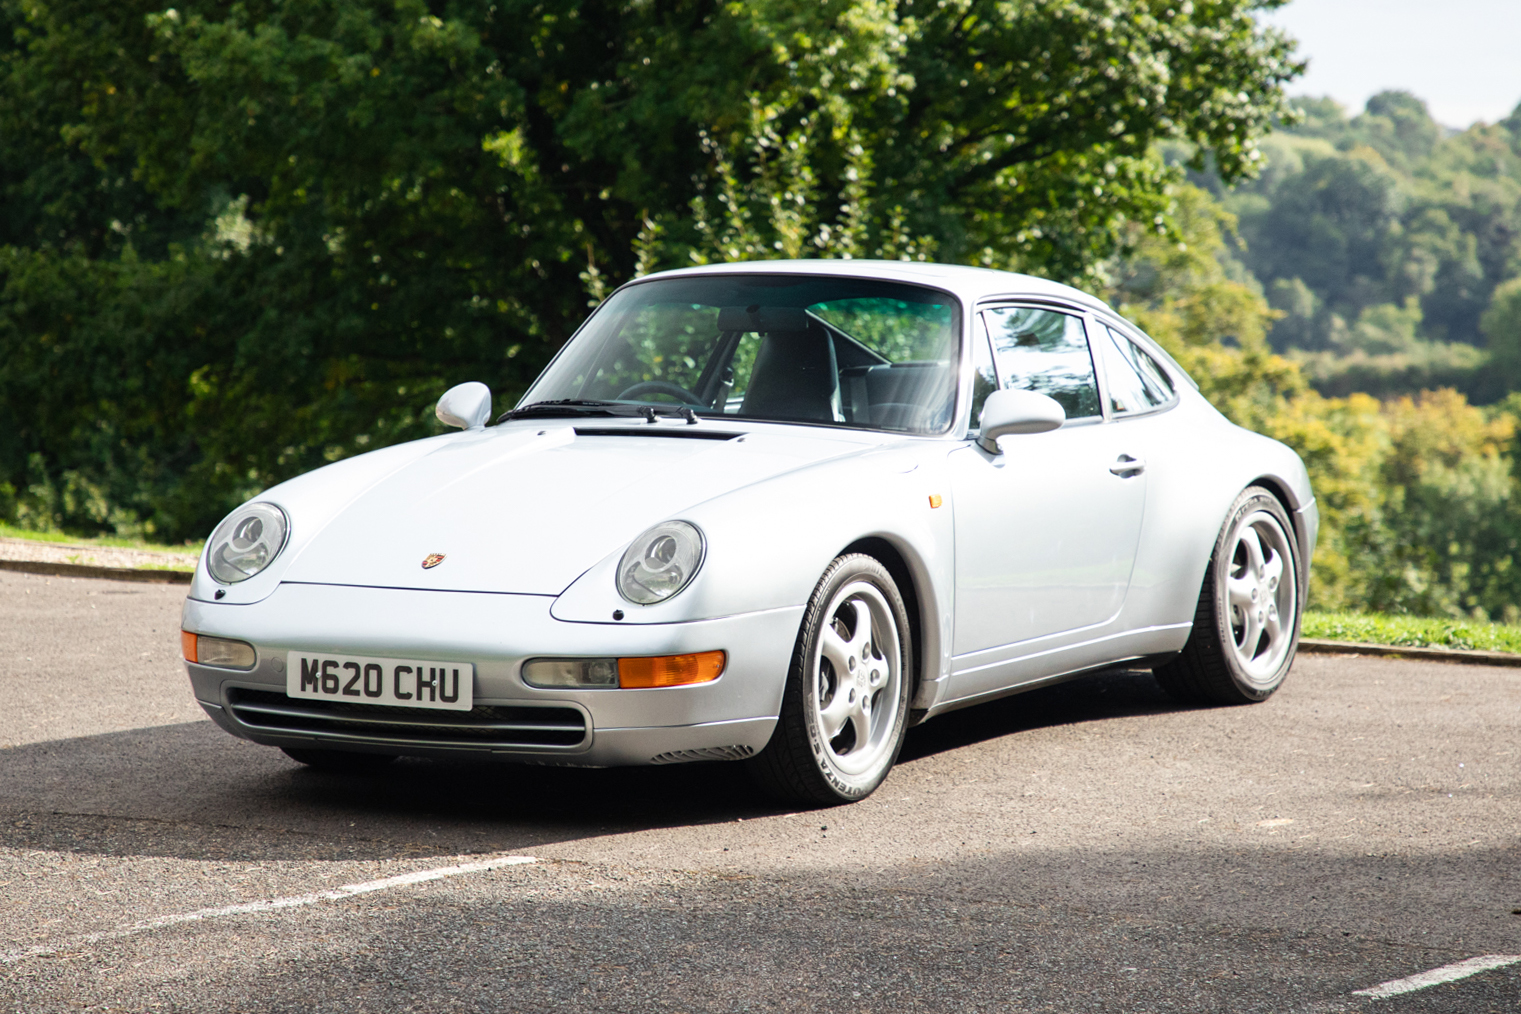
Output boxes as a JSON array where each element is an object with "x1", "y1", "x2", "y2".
[{"x1": 181, "y1": 260, "x2": 1316, "y2": 804}]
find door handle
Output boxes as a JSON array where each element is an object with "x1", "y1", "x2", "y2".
[{"x1": 1109, "y1": 454, "x2": 1145, "y2": 477}]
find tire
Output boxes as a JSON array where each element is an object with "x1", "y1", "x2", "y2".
[
  {"x1": 1154, "y1": 486, "x2": 1302, "y2": 705},
  {"x1": 747, "y1": 554, "x2": 913, "y2": 806},
  {"x1": 281, "y1": 747, "x2": 398, "y2": 773}
]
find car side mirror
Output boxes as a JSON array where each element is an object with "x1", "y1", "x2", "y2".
[
  {"x1": 435, "y1": 382, "x2": 493, "y2": 430},
  {"x1": 977, "y1": 389, "x2": 1065, "y2": 453}
]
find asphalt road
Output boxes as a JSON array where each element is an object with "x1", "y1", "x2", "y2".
[{"x1": 1, "y1": 568, "x2": 1518, "y2": 1013}]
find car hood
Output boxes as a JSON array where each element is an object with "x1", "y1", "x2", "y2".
[{"x1": 279, "y1": 422, "x2": 873, "y2": 594}]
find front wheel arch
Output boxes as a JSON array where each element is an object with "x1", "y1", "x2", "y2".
[
  {"x1": 838, "y1": 536, "x2": 924, "y2": 707},
  {"x1": 747, "y1": 553, "x2": 914, "y2": 805}
]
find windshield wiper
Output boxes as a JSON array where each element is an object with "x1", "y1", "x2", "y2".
[{"x1": 497, "y1": 399, "x2": 638, "y2": 421}]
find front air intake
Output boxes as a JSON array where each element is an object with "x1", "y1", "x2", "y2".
[
  {"x1": 225, "y1": 687, "x2": 588, "y2": 750},
  {"x1": 649, "y1": 745, "x2": 756, "y2": 765}
]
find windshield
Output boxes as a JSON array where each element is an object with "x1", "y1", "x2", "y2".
[{"x1": 518, "y1": 274, "x2": 961, "y2": 434}]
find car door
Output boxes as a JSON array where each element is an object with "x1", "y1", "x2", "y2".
[
  {"x1": 946, "y1": 304, "x2": 1148, "y2": 697},
  {"x1": 1086, "y1": 315, "x2": 1190, "y2": 630}
]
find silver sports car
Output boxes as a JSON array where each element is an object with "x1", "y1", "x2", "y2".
[{"x1": 181, "y1": 260, "x2": 1316, "y2": 804}]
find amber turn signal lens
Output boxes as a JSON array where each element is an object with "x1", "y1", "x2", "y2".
[
  {"x1": 181, "y1": 630, "x2": 198, "y2": 663},
  {"x1": 617, "y1": 650, "x2": 726, "y2": 689}
]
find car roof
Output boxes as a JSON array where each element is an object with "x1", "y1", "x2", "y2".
[{"x1": 628, "y1": 259, "x2": 1115, "y2": 316}]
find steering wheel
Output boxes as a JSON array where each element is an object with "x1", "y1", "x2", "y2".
[{"x1": 616, "y1": 380, "x2": 706, "y2": 406}]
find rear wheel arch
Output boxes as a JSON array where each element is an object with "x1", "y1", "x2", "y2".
[
  {"x1": 1245, "y1": 474, "x2": 1311, "y2": 586},
  {"x1": 1154, "y1": 485, "x2": 1302, "y2": 705},
  {"x1": 1247, "y1": 474, "x2": 1298, "y2": 521}
]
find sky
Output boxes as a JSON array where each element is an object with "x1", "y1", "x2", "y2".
[{"x1": 1257, "y1": 0, "x2": 1521, "y2": 128}]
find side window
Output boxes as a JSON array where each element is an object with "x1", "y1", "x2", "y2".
[
  {"x1": 981, "y1": 306, "x2": 1100, "y2": 419},
  {"x1": 970, "y1": 314, "x2": 998, "y2": 428},
  {"x1": 1129, "y1": 337, "x2": 1176, "y2": 400},
  {"x1": 1100, "y1": 324, "x2": 1173, "y2": 414}
]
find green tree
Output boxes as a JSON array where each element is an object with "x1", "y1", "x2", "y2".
[
  {"x1": 1236, "y1": 143, "x2": 1406, "y2": 336},
  {"x1": 0, "y1": 0, "x2": 1304, "y2": 541},
  {"x1": 1106, "y1": 181, "x2": 1302, "y2": 431},
  {"x1": 1482, "y1": 276, "x2": 1521, "y2": 389},
  {"x1": 1207, "y1": 91, "x2": 1521, "y2": 374}
]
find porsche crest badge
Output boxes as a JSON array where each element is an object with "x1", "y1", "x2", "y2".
[{"x1": 421, "y1": 553, "x2": 446, "y2": 570}]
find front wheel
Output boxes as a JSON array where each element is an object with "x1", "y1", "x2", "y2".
[
  {"x1": 747, "y1": 554, "x2": 913, "y2": 805},
  {"x1": 1154, "y1": 487, "x2": 1302, "y2": 705}
]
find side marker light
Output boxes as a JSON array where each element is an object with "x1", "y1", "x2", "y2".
[{"x1": 928, "y1": 494, "x2": 943, "y2": 509}]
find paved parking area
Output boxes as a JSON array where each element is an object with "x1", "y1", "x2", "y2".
[{"x1": 1, "y1": 569, "x2": 1518, "y2": 1011}]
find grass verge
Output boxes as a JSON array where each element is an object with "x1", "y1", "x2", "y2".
[
  {"x1": 1303, "y1": 610, "x2": 1521, "y2": 654},
  {"x1": 0, "y1": 522, "x2": 200, "y2": 556}
]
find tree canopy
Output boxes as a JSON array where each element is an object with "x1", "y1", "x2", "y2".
[
  {"x1": 0, "y1": 0, "x2": 1302, "y2": 540},
  {"x1": 1185, "y1": 90, "x2": 1521, "y2": 399}
]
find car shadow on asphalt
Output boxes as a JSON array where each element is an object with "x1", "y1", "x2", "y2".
[
  {"x1": 899, "y1": 664, "x2": 1186, "y2": 763},
  {"x1": 0, "y1": 667, "x2": 1190, "y2": 862}
]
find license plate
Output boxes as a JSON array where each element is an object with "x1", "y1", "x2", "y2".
[{"x1": 286, "y1": 652, "x2": 474, "y2": 712}]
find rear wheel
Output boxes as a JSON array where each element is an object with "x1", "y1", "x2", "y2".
[
  {"x1": 747, "y1": 554, "x2": 912, "y2": 805},
  {"x1": 281, "y1": 747, "x2": 398, "y2": 773},
  {"x1": 1154, "y1": 487, "x2": 1302, "y2": 705}
]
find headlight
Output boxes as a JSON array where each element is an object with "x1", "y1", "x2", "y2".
[
  {"x1": 616, "y1": 521, "x2": 705, "y2": 605},
  {"x1": 206, "y1": 503, "x2": 289, "y2": 584}
]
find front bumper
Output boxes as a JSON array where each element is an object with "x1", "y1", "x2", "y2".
[{"x1": 183, "y1": 583, "x2": 802, "y2": 766}]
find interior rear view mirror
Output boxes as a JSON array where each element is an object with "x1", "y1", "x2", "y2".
[{"x1": 716, "y1": 305, "x2": 810, "y2": 332}]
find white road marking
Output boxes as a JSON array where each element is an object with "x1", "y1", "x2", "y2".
[
  {"x1": 1352, "y1": 954, "x2": 1521, "y2": 999},
  {"x1": 0, "y1": 854, "x2": 538, "y2": 965}
]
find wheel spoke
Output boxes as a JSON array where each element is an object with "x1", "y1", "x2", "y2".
[
  {"x1": 819, "y1": 688, "x2": 852, "y2": 740},
  {"x1": 844, "y1": 599, "x2": 873, "y2": 656},
  {"x1": 1263, "y1": 606, "x2": 1284, "y2": 647},
  {"x1": 847, "y1": 698, "x2": 871, "y2": 749},
  {"x1": 1237, "y1": 608, "x2": 1263, "y2": 659},
  {"x1": 820, "y1": 625, "x2": 853, "y2": 680},
  {"x1": 1261, "y1": 546, "x2": 1285, "y2": 591},
  {"x1": 1237, "y1": 525, "x2": 1266, "y2": 577},
  {"x1": 1227, "y1": 573, "x2": 1257, "y2": 611}
]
